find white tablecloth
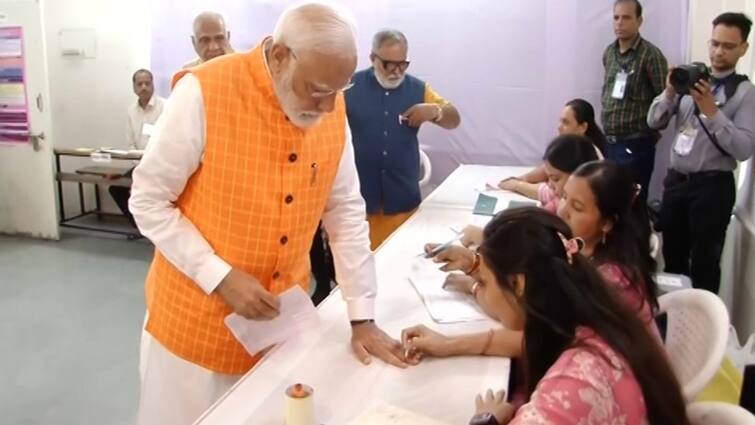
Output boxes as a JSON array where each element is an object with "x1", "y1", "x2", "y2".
[
  {"x1": 422, "y1": 164, "x2": 534, "y2": 209},
  {"x1": 194, "y1": 165, "x2": 533, "y2": 425}
]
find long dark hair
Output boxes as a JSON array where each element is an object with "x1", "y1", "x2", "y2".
[
  {"x1": 565, "y1": 98, "x2": 607, "y2": 155},
  {"x1": 573, "y1": 161, "x2": 658, "y2": 309},
  {"x1": 480, "y1": 208, "x2": 688, "y2": 425},
  {"x1": 542, "y1": 134, "x2": 599, "y2": 174}
]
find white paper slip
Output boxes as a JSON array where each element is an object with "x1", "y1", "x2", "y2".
[
  {"x1": 224, "y1": 286, "x2": 319, "y2": 355},
  {"x1": 141, "y1": 123, "x2": 155, "y2": 137},
  {"x1": 408, "y1": 258, "x2": 487, "y2": 323},
  {"x1": 350, "y1": 404, "x2": 453, "y2": 425}
]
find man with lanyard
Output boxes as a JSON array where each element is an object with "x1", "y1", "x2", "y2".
[
  {"x1": 648, "y1": 12, "x2": 755, "y2": 294},
  {"x1": 601, "y1": 0, "x2": 668, "y2": 201}
]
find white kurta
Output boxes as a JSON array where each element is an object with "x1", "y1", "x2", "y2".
[
  {"x1": 126, "y1": 95, "x2": 165, "y2": 150},
  {"x1": 132, "y1": 75, "x2": 378, "y2": 425}
]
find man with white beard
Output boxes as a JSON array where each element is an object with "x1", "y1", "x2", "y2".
[
  {"x1": 130, "y1": 5, "x2": 408, "y2": 425},
  {"x1": 346, "y1": 29, "x2": 461, "y2": 250}
]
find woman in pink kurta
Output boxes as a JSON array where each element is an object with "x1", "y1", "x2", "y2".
[
  {"x1": 598, "y1": 263, "x2": 662, "y2": 343},
  {"x1": 461, "y1": 208, "x2": 688, "y2": 425},
  {"x1": 497, "y1": 134, "x2": 599, "y2": 209},
  {"x1": 511, "y1": 327, "x2": 647, "y2": 424},
  {"x1": 537, "y1": 183, "x2": 560, "y2": 214},
  {"x1": 558, "y1": 161, "x2": 662, "y2": 341}
]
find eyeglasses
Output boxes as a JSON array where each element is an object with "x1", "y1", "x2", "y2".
[
  {"x1": 708, "y1": 39, "x2": 742, "y2": 52},
  {"x1": 372, "y1": 53, "x2": 410, "y2": 73},
  {"x1": 287, "y1": 46, "x2": 355, "y2": 99}
]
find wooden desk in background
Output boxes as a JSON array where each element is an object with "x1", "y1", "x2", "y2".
[{"x1": 54, "y1": 147, "x2": 143, "y2": 239}]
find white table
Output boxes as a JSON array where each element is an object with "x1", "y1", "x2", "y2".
[
  {"x1": 423, "y1": 164, "x2": 534, "y2": 209},
  {"x1": 195, "y1": 165, "x2": 533, "y2": 425}
]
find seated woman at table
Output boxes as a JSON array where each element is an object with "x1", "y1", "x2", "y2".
[
  {"x1": 516, "y1": 98, "x2": 606, "y2": 185},
  {"x1": 427, "y1": 208, "x2": 687, "y2": 425},
  {"x1": 413, "y1": 161, "x2": 659, "y2": 358},
  {"x1": 498, "y1": 134, "x2": 598, "y2": 214}
]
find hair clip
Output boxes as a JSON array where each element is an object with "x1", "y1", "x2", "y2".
[{"x1": 558, "y1": 232, "x2": 584, "y2": 264}]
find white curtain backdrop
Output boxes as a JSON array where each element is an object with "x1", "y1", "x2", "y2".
[{"x1": 150, "y1": 0, "x2": 688, "y2": 199}]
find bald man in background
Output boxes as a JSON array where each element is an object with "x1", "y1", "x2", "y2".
[{"x1": 183, "y1": 11, "x2": 234, "y2": 68}]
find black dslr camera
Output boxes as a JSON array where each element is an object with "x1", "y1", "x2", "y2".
[{"x1": 670, "y1": 62, "x2": 711, "y2": 95}]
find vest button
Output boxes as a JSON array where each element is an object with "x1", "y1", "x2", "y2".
[
  {"x1": 289, "y1": 153, "x2": 298, "y2": 162},
  {"x1": 280, "y1": 235, "x2": 288, "y2": 245},
  {"x1": 383, "y1": 131, "x2": 388, "y2": 137},
  {"x1": 272, "y1": 271, "x2": 280, "y2": 279},
  {"x1": 382, "y1": 150, "x2": 388, "y2": 156},
  {"x1": 285, "y1": 194, "x2": 294, "y2": 204}
]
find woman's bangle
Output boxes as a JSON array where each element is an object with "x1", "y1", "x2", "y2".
[{"x1": 480, "y1": 329, "x2": 494, "y2": 355}]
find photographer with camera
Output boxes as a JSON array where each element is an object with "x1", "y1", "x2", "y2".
[{"x1": 648, "y1": 12, "x2": 755, "y2": 294}]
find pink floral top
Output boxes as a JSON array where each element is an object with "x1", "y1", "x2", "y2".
[
  {"x1": 597, "y1": 263, "x2": 662, "y2": 343},
  {"x1": 510, "y1": 327, "x2": 648, "y2": 425},
  {"x1": 537, "y1": 183, "x2": 559, "y2": 214}
]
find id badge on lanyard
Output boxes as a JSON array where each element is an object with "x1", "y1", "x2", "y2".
[
  {"x1": 674, "y1": 83, "x2": 725, "y2": 156},
  {"x1": 612, "y1": 69, "x2": 634, "y2": 99},
  {"x1": 673, "y1": 125, "x2": 698, "y2": 156}
]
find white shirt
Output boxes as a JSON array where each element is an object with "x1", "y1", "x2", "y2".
[
  {"x1": 129, "y1": 74, "x2": 377, "y2": 320},
  {"x1": 127, "y1": 95, "x2": 165, "y2": 150}
]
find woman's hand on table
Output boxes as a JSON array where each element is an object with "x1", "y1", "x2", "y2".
[
  {"x1": 401, "y1": 324, "x2": 453, "y2": 361},
  {"x1": 498, "y1": 177, "x2": 520, "y2": 192},
  {"x1": 423, "y1": 243, "x2": 474, "y2": 272},
  {"x1": 442, "y1": 273, "x2": 476, "y2": 294}
]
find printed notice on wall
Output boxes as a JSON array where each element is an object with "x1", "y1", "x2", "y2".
[{"x1": 0, "y1": 26, "x2": 29, "y2": 143}]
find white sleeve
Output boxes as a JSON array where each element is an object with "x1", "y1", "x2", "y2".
[
  {"x1": 321, "y1": 124, "x2": 377, "y2": 320},
  {"x1": 129, "y1": 74, "x2": 231, "y2": 294}
]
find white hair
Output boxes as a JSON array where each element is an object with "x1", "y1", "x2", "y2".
[
  {"x1": 192, "y1": 11, "x2": 227, "y2": 36},
  {"x1": 272, "y1": 2, "x2": 357, "y2": 57}
]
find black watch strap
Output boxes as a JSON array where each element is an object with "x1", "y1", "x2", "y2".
[
  {"x1": 350, "y1": 319, "x2": 375, "y2": 326},
  {"x1": 469, "y1": 413, "x2": 500, "y2": 425}
]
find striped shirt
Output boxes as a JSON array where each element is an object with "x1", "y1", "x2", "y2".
[{"x1": 601, "y1": 35, "x2": 668, "y2": 136}]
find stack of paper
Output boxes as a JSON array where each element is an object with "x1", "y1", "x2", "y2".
[
  {"x1": 409, "y1": 258, "x2": 487, "y2": 323},
  {"x1": 349, "y1": 404, "x2": 453, "y2": 425},
  {"x1": 224, "y1": 286, "x2": 319, "y2": 355}
]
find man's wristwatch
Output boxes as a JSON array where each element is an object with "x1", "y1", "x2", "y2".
[
  {"x1": 350, "y1": 319, "x2": 375, "y2": 326},
  {"x1": 469, "y1": 412, "x2": 500, "y2": 425}
]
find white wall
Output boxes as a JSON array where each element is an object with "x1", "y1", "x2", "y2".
[{"x1": 43, "y1": 0, "x2": 151, "y2": 215}]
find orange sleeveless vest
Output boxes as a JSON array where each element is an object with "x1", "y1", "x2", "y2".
[{"x1": 144, "y1": 44, "x2": 346, "y2": 374}]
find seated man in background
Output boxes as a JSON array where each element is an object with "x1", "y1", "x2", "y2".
[
  {"x1": 346, "y1": 29, "x2": 461, "y2": 250},
  {"x1": 183, "y1": 11, "x2": 234, "y2": 68},
  {"x1": 109, "y1": 69, "x2": 164, "y2": 227}
]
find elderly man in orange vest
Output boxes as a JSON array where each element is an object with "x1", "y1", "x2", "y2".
[{"x1": 130, "y1": 4, "x2": 406, "y2": 424}]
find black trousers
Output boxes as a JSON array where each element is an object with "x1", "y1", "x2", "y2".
[
  {"x1": 310, "y1": 222, "x2": 336, "y2": 306},
  {"x1": 108, "y1": 167, "x2": 136, "y2": 227},
  {"x1": 660, "y1": 169, "x2": 735, "y2": 293},
  {"x1": 605, "y1": 133, "x2": 657, "y2": 202}
]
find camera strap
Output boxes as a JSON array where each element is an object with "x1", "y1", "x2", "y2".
[{"x1": 681, "y1": 73, "x2": 749, "y2": 158}]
